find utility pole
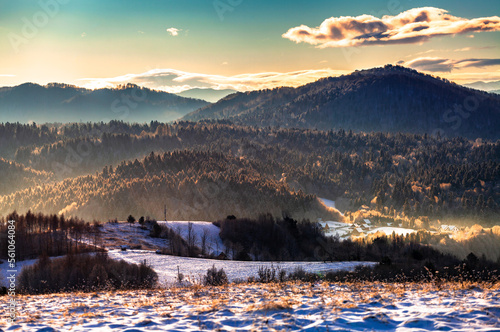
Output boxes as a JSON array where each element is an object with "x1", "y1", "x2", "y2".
[{"x1": 164, "y1": 204, "x2": 167, "y2": 221}]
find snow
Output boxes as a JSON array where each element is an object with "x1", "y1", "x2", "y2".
[
  {"x1": 319, "y1": 197, "x2": 336, "y2": 209},
  {"x1": 319, "y1": 221, "x2": 349, "y2": 228},
  {"x1": 367, "y1": 227, "x2": 416, "y2": 236},
  {"x1": 98, "y1": 221, "x2": 169, "y2": 250},
  {"x1": 363, "y1": 219, "x2": 371, "y2": 224},
  {"x1": 318, "y1": 220, "x2": 351, "y2": 238},
  {"x1": 441, "y1": 225, "x2": 459, "y2": 232},
  {"x1": 108, "y1": 249, "x2": 375, "y2": 285},
  {"x1": 1, "y1": 249, "x2": 374, "y2": 289},
  {"x1": 3, "y1": 282, "x2": 499, "y2": 331},
  {"x1": 318, "y1": 197, "x2": 344, "y2": 216},
  {"x1": 0, "y1": 257, "x2": 48, "y2": 287},
  {"x1": 324, "y1": 228, "x2": 351, "y2": 238},
  {"x1": 157, "y1": 220, "x2": 226, "y2": 255}
]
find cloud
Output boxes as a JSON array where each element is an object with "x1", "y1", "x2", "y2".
[
  {"x1": 457, "y1": 58, "x2": 500, "y2": 68},
  {"x1": 403, "y1": 57, "x2": 500, "y2": 72},
  {"x1": 282, "y1": 7, "x2": 500, "y2": 48},
  {"x1": 404, "y1": 57, "x2": 455, "y2": 72},
  {"x1": 78, "y1": 68, "x2": 349, "y2": 93},
  {"x1": 81, "y1": 32, "x2": 87, "y2": 38},
  {"x1": 406, "y1": 46, "x2": 496, "y2": 58},
  {"x1": 167, "y1": 27, "x2": 180, "y2": 36},
  {"x1": 446, "y1": 71, "x2": 500, "y2": 83}
]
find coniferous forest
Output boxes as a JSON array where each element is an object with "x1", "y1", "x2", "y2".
[{"x1": 0, "y1": 120, "x2": 498, "y2": 225}]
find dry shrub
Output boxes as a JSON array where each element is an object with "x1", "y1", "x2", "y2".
[{"x1": 204, "y1": 265, "x2": 228, "y2": 286}]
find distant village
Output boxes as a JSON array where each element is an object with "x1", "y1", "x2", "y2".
[{"x1": 318, "y1": 218, "x2": 460, "y2": 240}]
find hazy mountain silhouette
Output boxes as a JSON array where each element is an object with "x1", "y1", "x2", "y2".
[
  {"x1": 0, "y1": 83, "x2": 208, "y2": 123},
  {"x1": 182, "y1": 65, "x2": 500, "y2": 139},
  {"x1": 177, "y1": 88, "x2": 237, "y2": 102},
  {"x1": 464, "y1": 80, "x2": 500, "y2": 92}
]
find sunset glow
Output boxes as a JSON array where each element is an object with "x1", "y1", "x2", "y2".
[{"x1": 0, "y1": 0, "x2": 498, "y2": 91}]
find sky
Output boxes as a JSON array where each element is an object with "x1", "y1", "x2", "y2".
[{"x1": 0, "y1": 0, "x2": 499, "y2": 92}]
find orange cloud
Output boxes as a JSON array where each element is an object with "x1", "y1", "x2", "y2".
[{"x1": 283, "y1": 7, "x2": 500, "y2": 48}]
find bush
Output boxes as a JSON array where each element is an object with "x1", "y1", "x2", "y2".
[
  {"x1": 288, "y1": 266, "x2": 320, "y2": 282},
  {"x1": 18, "y1": 252, "x2": 157, "y2": 294},
  {"x1": 150, "y1": 221, "x2": 162, "y2": 237},
  {"x1": 257, "y1": 264, "x2": 286, "y2": 283},
  {"x1": 204, "y1": 265, "x2": 228, "y2": 286}
]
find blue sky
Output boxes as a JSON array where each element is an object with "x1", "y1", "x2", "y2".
[{"x1": 0, "y1": 0, "x2": 498, "y2": 91}]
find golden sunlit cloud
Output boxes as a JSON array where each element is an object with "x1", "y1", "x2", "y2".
[
  {"x1": 402, "y1": 57, "x2": 500, "y2": 72},
  {"x1": 283, "y1": 7, "x2": 500, "y2": 48},
  {"x1": 79, "y1": 68, "x2": 350, "y2": 92}
]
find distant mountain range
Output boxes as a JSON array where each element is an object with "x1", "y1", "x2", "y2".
[
  {"x1": 176, "y1": 88, "x2": 237, "y2": 103},
  {"x1": 182, "y1": 65, "x2": 500, "y2": 139},
  {"x1": 0, "y1": 83, "x2": 208, "y2": 123},
  {"x1": 2, "y1": 67, "x2": 499, "y2": 138},
  {"x1": 464, "y1": 80, "x2": 500, "y2": 92}
]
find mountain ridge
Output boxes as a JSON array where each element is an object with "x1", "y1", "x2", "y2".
[
  {"x1": 464, "y1": 80, "x2": 500, "y2": 92},
  {"x1": 182, "y1": 65, "x2": 500, "y2": 139},
  {"x1": 0, "y1": 83, "x2": 209, "y2": 124}
]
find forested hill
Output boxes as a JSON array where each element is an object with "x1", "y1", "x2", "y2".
[
  {"x1": 0, "y1": 150, "x2": 338, "y2": 222},
  {"x1": 0, "y1": 83, "x2": 208, "y2": 123},
  {"x1": 182, "y1": 65, "x2": 500, "y2": 139},
  {"x1": 1, "y1": 121, "x2": 499, "y2": 225}
]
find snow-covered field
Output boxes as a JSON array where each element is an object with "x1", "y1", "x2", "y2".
[
  {"x1": 3, "y1": 282, "x2": 499, "y2": 331},
  {"x1": 108, "y1": 249, "x2": 375, "y2": 285}
]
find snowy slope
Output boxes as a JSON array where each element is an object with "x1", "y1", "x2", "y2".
[
  {"x1": 0, "y1": 257, "x2": 50, "y2": 287},
  {"x1": 157, "y1": 220, "x2": 226, "y2": 255},
  {"x1": 99, "y1": 221, "x2": 169, "y2": 250},
  {"x1": 319, "y1": 197, "x2": 344, "y2": 216}
]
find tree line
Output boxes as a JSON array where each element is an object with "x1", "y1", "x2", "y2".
[{"x1": 0, "y1": 211, "x2": 100, "y2": 261}]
